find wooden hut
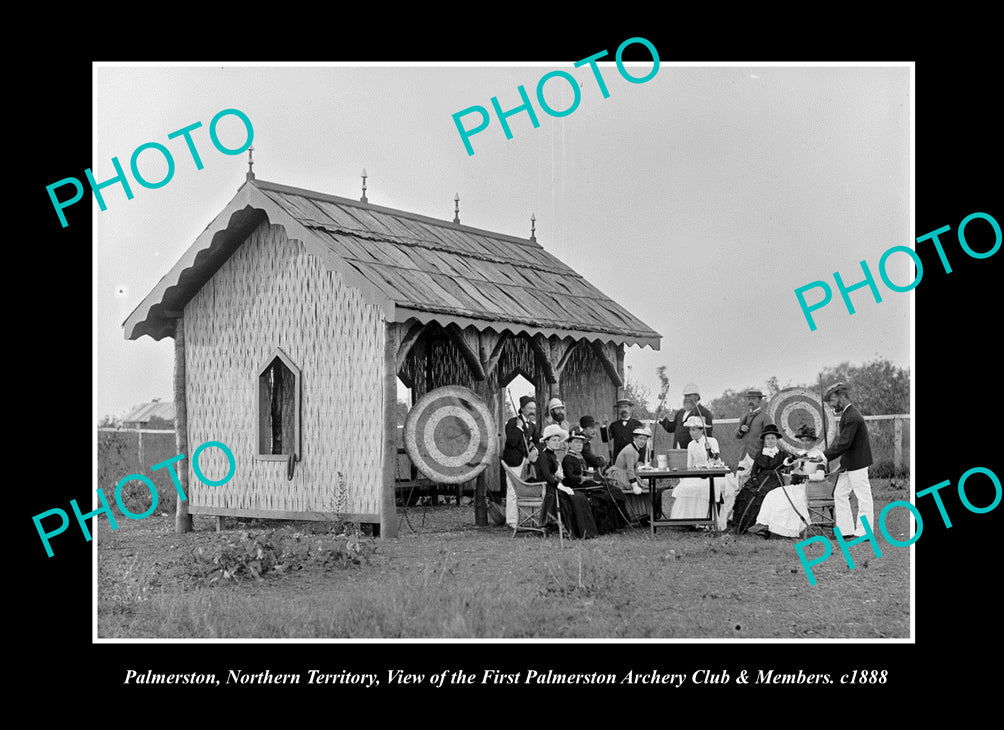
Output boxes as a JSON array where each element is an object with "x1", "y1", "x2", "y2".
[{"x1": 124, "y1": 173, "x2": 661, "y2": 537}]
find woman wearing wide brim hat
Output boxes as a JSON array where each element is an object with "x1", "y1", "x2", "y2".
[
  {"x1": 537, "y1": 424, "x2": 598, "y2": 538},
  {"x1": 732, "y1": 423, "x2": 791, "y2": 535},
  {"x1": 561, "y1": 427, "x2": 625, "y2": 534},
  {"x1": 667, "y1": 415, "x2": 736, "y2": 528},
  {"x1": 747, "y1": 423, "x2": 823, "y2": 539}
]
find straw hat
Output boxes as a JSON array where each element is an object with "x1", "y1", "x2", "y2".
[
  {"x1": 632, "y1": 426, "x2": 652, "y2": 438},
  {"x1": 547, "y1": 397, "x2": 565, "y2": 411},
  {"x1": 823, "y1": 382, "x2": 849, "y2": 401},
  {"x1": 683, "y1": 415, "x2": 707, "y2": 429},
  {"x1": 682, "y1": 382, "x2": 700, "y2": 396},
  {"x1": 742, "y1": 389, "x2": 764, "y2": 399},
  {"x1": 615, "y1": 398, "x2": 634, "y2": 407},
  {"x1": 540, "y1": 424, "x2": 568, "y2": 443}
]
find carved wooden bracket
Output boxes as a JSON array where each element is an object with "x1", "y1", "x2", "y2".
[
  {"x1": 396, "y1": 320, "x2": 429, "y2": 372},
  {"x1": 445, "y1": 323, "x2": 486, "y2": 380},
  {"x1": 591, "y1": 340, "x2": 623, "y2": 387}
]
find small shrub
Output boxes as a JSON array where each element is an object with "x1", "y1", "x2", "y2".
[{"x1": 184, "y1": 528, "x2": 375, "y2": 586}]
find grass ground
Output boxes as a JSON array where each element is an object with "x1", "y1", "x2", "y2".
[{"x1": 97, "y1": 479, "x2": 910, "y2": 639}]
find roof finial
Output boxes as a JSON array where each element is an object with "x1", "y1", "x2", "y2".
[
  {"x1": 246, "y1": 145, "x2": 255, "y2": 181},
  {"x1": 453, "y1": 193, "x2": 460, "y2": 224},
  {"x1": 530, "y1": 212, "x2": 536, "y2": 242},
  {"x1": 360, "y1": 168, "x2": 368, "y2": 203}
]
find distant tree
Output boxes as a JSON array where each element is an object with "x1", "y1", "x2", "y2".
[
  {"x1": 624, "y1": 366, "x2": 655, "y2": 419},
  {"x1": 818, "y1": 358, "x2": 910, "y2": 415},
  {"x1": 145, "y1": 415, "x2": 174, "y2": 429},
  {"x1": 98, "y1": 414, "x2": 122, "y2": 429},
  {"x1": 705, "y1": 359, "x2": 909, "y2": 418}
]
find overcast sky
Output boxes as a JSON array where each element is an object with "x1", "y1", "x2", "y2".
[{"x1": 95, "y1": 63, "x2": 911, "y2": 420}]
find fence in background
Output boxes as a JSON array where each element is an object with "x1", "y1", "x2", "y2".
[
  {"x1": 639, "y1": 414, "x2": 910, "y2": 477},
  {"x1": 99, "y1": 413, "x2": 910, "y2": 513}
]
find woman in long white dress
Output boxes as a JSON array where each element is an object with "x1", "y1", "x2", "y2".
[
  {"x1": 749, "y1": 424, "x2": 824, "y2": 538},
  {"x1": 669, "y1": 416, "x2": 738, "y2": 527}
]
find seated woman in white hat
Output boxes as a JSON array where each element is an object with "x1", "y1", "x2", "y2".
[
  {"x1": 668, "y1": 415, "x2": 737, "y2": 527},
  {"x1": 606, "y1": 426, "x2": 655, "y2": 524},
  {"x1": 536, "y1": 424, "x2": 599, "y2": 538},
  {"x1": 747, "y1": 424, "x2": 824, "y2": 538}
]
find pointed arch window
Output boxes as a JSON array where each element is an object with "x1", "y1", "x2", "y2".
[{"x1": 256, "y1": 348, "x2": 301, "y2": 460}]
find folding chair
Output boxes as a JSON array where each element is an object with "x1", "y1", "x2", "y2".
[{"x1": 804, "y1": 477, "x2": 836, "y2": 536}]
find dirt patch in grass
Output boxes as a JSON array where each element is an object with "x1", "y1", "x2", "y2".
[{"x1": 97, "y1": 479, "x2": 911, "y2": 639}]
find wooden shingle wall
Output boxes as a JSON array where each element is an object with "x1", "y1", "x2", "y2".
[{"x1": 184, "y1": 220, "x2": 385, "y2": 520}]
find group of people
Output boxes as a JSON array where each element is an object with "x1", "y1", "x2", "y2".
[{"x1": 501, "y1": 379, "x2": 876, "y2": 542}]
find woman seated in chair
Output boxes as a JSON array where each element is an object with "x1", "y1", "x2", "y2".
[
  {"x1": 606, "y1": 426, "x2": 653, "y2": 524},
  {"x1": 562, "y1": 428, "x2": 627, "y2": 533},
  {"x1": 732, "y1": 423, "x2": 791, "y2": 534},
  {"x1": 537, "y1": 424, "x2": 599, "y2": 538},
  {"x1": 747, "y1": 424, "x2": 825, "y2": 538},
  {"x1": 669, "y1": 416, "x2": 738, "y2": 527}
]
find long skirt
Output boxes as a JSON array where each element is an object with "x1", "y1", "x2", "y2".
[
  {"x1": 755, "y1": 483, "x2": 810, "y2": 537},
  {"x1": 541, "y1": 489, "x2": 598, "y2": 538},
  {"x1": 669, "y1": 473, "x2": 739, "y2": 530},
  {"x1": 733, "y1": 475, "x2": 782, "y2": 533},
  {"x1": 584, "y1": 485, "x2": 628, "y2": 533}
]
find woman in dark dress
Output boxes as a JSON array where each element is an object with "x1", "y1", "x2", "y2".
[
  {"x1": 732, "y1": 424, "x2": 790, "y2": 535},
  {"x1": 537, "y1": 425, "x2": 599, "y2": 539},
  {"x1": 562, "y1": 428, "x2": 626, "y2": 534}
]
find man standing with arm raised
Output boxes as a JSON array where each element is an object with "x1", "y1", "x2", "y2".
[{"x1": 822, "y1": 382, "x2": 875, "y2": 538}]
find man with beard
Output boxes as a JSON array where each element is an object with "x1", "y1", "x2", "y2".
[
  {"x1": 502, "y1": 395, "x2": 539, "y2": 473},
  {"x1": 658, "y1": 383, "x2": 714, "y2": 449},
  {"x1": 822, "y1": 382, "x2": 875, "y2": 538}
]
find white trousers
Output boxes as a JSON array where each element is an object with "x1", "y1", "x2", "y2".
[{"x1": 833, "y1": 467, "x2": 874, "y2": 537}]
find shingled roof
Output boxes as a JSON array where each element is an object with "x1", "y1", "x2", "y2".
[{"x1": 124, "y1": 178, "x2": 661, "y2": 349}]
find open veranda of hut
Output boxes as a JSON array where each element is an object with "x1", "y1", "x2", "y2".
[{"x1": 96, "y1": 474, "x2": 910, "y2": 639}]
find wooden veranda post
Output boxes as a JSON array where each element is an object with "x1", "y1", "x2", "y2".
[
  {"x1": 173, "y1": 316, "x2": 192, "y2": 533},
  {"x1": 382, "y1": 323, "x2": 400, "y2": 538}
]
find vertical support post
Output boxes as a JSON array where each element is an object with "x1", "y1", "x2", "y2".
[
  {"x1": 894, "y1": 415, "x2": 903, "y2": 474},
  {"x1": 173, "y1": 316, "x2": 192, "y2": 533},
  {"x1": 137, "y1": 430, "x2": 144, "y2": 468},
  {"x1": 381, "y1": 322, "x2": 400, "y2": 538},
  {"x1": 474, "y1": 341, "x2": 490, "y2": 527}
]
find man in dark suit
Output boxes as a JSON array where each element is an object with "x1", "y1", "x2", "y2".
[
  {"x1": 735, "y1": 388, "x2": 772, "y2": 461},
  {"x1": 822, "y1": 382, "x2": 874, "y2": 537},
  {"x1": 601, "y1": 398, "x2": 644, "y2": 462},
  {"x1": 658, "y1": 382, "x2": 714, "y2": 449},
  {"x1": 502, "y1": 396, "x2": 540, "y2": 470},
  {"x1": 579, "y1": 415, "x2": 607, "y2": 470}
]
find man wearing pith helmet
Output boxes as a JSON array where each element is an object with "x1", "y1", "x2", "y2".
[
  {"x1": 543, "y1": 397, "x2": 573, "y2": 462},
  {"x1": 658, "y1": 382, "x2": 714, "y2": 450},
  {"x1": 822, "y1": 382, "x2": 875, "y2": 538}
]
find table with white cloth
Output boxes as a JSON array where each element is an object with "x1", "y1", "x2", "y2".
[{"x1": 634, "y1": 467, "x2": 730, "y2": 535}]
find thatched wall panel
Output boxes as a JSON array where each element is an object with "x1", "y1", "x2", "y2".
[
  {"x1": 185, "y1": 220, "x2": 385, "y2": 518},
  {"x1": 559, "y1": 340, "x2": 618, "y2": 427}
]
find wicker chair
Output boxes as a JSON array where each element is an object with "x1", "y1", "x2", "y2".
[{"x1": 502, "y1": 463, "x2": 548, "y2": 538}]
